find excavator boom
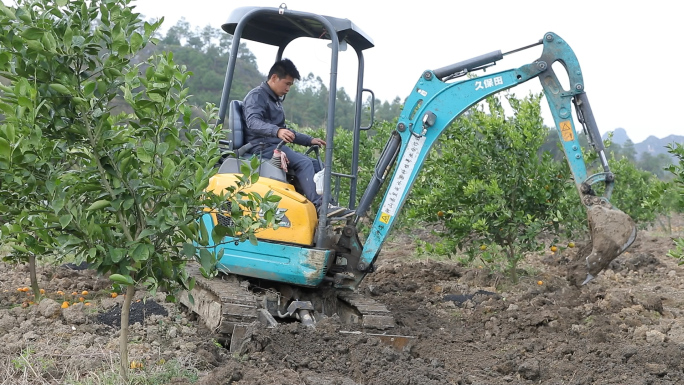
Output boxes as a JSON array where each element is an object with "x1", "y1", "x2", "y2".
[{"x1": 343, "y1": 32, "x2": 636, "y2": 288}]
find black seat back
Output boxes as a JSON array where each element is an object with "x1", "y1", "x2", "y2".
[{"x1": 228, "y1": 100, "x2": 246, "y2": 151}]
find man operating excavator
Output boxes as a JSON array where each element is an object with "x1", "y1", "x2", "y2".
[{"x1": 241, "y1": 58, "x2": 354, "y2": 219}]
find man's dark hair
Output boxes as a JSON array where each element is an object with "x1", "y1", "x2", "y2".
[{"x1": 268, "y1": 58, "x2": 300, "y2": 81}]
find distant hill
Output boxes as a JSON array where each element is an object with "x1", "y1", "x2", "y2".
[
  {"x1": 602, "y1": 128, "x2": 683, "y2": 159},
  {"x1": 604, "y1": 128, "x2": 631, "y2": 146},
  {"x1": 635, "y1": 135, "x2": 683, "y2": 158}
]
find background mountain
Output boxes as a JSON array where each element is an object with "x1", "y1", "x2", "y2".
[{"x1": 603, "y1": 128, "x2": 683, "y2": 159}]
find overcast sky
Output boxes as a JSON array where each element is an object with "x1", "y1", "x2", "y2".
[{"x1": 133, "y1": 0, "x2": 681, "y2": 143}]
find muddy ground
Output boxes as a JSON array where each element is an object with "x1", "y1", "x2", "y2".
[{"x1": 1, "y1": 223, "x2": 683, "y2": 385}]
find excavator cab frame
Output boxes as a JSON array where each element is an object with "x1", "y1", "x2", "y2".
[{"x1": 217, "y1": 4, "x2": 375, "y2": 247}]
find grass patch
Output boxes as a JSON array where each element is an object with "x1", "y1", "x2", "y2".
[{"x1": 2, "y1": 348, "x2": 200, "y2": 385}]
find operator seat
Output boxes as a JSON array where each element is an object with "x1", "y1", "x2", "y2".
[{"x1": 217, "y1": 100, "x2": 287, "y2": 182}]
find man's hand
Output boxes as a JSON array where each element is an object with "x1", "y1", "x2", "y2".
[
  {"x1": 277, "y1": 128, "x2": 295, "y2": 143},
  {"x1": 311, "y1": 138, "x2": 326, "y2": 147}
]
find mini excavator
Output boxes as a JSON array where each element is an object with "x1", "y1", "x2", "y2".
[{"x1": 180, "y1": 5, "x2": 637, "y2": 347}]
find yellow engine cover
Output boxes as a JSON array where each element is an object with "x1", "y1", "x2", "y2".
[{"x1": 206, "y1": 173, "x2": 318, "y2": 246}]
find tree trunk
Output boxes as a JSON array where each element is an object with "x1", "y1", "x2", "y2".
[
  {"x1": 119, "y1": 284, "x2": 136, "y2": 381},
  {"x1": 28, "y1": 254, "x2": 41, "y2": 301},
  {"x1": 507, "y1": 245, "x2": 518, "y2": 284}
]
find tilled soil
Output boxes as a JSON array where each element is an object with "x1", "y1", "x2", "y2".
[{"x1": 1, "y1": 226, "x2": 683, "y2": 385}]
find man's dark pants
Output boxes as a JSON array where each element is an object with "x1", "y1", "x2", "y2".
[{"x1": 247, "y1": 144, "x2": 322, "y2": 208}]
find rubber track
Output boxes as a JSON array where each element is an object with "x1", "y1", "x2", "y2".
[{"x1": 186, "y1": 264, "x2": 258, "y2": 335}]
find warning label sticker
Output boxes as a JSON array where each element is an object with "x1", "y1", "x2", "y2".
[
  {"x1": 379, "y1": 212, "x2": 391, "y2": 224},
  {"x1": 560, "y1": 120, "x2": 574, "y2": 142}
]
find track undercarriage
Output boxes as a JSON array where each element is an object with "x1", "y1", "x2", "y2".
[{"x1": 180, "y1": 263, "x2": 396, "y2": 351}]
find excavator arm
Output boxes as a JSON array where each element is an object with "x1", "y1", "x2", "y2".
[{"x1": 336, "y1": 32, "x2": 636, "y2": 289}]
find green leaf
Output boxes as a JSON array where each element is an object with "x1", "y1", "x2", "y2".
[
  {"x1": 87, "y1": 199, "x2": 110, "y2": 211},
  {"x1": 17, "y1": 96, "x2": 32, "y2": 107},
  {"x1": 59, "y1": 214, "x2": 72, "y2": 228},
  {"x1": 131, "y1": 243, "x2": 150, "y2": 262},
  {"x1": 49, "y1": 83, "x2": 70, "y2": 95},
  {"x1": 123, "y1": 198, "x2": 134, "y2": 210},
  {"x1": 72, "y1": 35, "x2": 85, "y2": 47},
  {"x1": 240, "y1": 162, "x2": 250, "y2": 176},
  {"x1": 0, "y1": 103, "x2": 14, "y2": 117},
  {"x1": 110, "y1": 247, "x2": 124, "y2": 263},
  {"x1": 199, "y1": 248, "x2": 214, "y2": 273},
  {"x1": 1, "y1": 124, "x2": 15, "y2": 143},
  {"x1": 55, "y1": 0, "x2": 68, "y2": 6},
  {"x1": 130, "y1": 32, "x2": 143, "y2": 51},
  {"x1": 197, "y1": 216, "x2": 209, "y2": 246},
  {"x1": 25, "y1": 39, "x2": 43, "y2": 52},
  {"x1": 83, "y1": 81, "x2": 96, "y2": 96},
  {"x1": 0, "y1": 4, "x2": 16, "y2": 20},
  {"x1": 0, "y1": 52, "x2": 10, "y2": 68},
  {"x1": 137, "y1": 228, "x2": 156, "y2": 240},
  {"x1": 22, "y1": 27, "x2": 45, "y2": 40},
  {"x1": 0, "y1": 137, "x2": 9, "y2": 159},
  {"x1": 161, "y1": 261, "x2": 173, "y2": 278},
  {"x1": 109, "y1": 273, "x2": 133, "y2": 285},
  {"x1": 11, "y1": 244, "x2": 29, "y2": 253},
  {"x1": 63, "y1": 26, "x2": 73, "y2": 47},
  {"x1": 182, "y1": 243, "x2": 196, "y2": 257}
]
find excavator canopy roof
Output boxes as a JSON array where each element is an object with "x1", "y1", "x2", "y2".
[{"x1": 221, "y1": 6, "x2": 374, "y2": 51}]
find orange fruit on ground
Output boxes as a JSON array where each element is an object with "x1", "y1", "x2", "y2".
[
  {"x1": 81, "y1": 291, "x2": 89, "y2": 296},
  {"x1": 61, "y1": 301, "x2": 69, "y2": 309},
  {"x1": 550, "y1": 246, "x2": 558, "y2": 252},
  {"x1": 111, "y1": 293, "x2": 118, "y2": 298},
  {"x1": 71, "y1": 292, "x2": 78, "y2": 296},
  {"x1": 39, "y1": 289, "x2": 45, "y2": 294},
  {"x1": 537, "y1": 280, "x2": 543, "y2": 285},
  {"x1": 480, "y1": 245, "x2": 487, "y2": 251},
  {"x1": 568, "y1": 242, "x2": 575, "y2": 248},
  {"x1": 57, "y1": 290, "x2": 64, "y2": 295},
  {"x1": 78, "y1": 297, "x2": 85, "y2": 302},
  {"x1": 437, "y1": 211, "x2": 444, "y2": 218}
]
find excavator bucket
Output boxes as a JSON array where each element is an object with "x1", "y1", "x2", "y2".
[{"x1": 567, "y1": 203, "x2": 637, "y2": 286}]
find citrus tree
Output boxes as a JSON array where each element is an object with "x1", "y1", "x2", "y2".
[
  {"x1": 0, "y1": 0, "x2": 279, "y2": 380},
  {"x1": 666, "y1": 142, "x2": 684, "y2": 262},
  {"x1": 406, "y1": 93, "x2": 579, "y2": 282}
]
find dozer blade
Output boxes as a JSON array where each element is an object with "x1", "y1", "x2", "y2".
[{"x1": 567, "y1": 203, "x2": 637, "y2": 286}]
